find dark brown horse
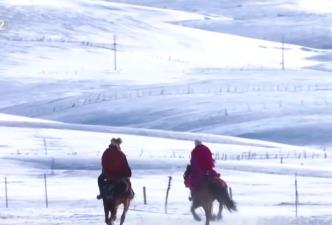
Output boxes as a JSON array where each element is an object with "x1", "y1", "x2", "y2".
[
  {"x1": 102, "y1": 178, "x2": 134, "y2": 225},
  {"x1": 190, "y1": 177, "x2": 237, "y2": 225}
]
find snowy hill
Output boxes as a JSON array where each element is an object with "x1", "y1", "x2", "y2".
[
  {"x1": 108, "y1": 0, "x2": 332, "y2": 49},
  {"x1": 1, "y1": 0, "x2": 332, "y2": 146}
]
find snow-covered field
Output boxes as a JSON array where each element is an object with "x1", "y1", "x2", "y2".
[
  {"x1": 1, "y1": 0, "x2": 332, "y2": 224},
  {"x1": 1, "y1": 115, "x2": 332, "y2": 224},
  {"x1": 1, "y1": 115, "x2": 332, "y2": 225}
]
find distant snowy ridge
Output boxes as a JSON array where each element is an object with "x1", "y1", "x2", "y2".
[{"x1": 0, "y1": 117, "x2": 313, "y2": 151}]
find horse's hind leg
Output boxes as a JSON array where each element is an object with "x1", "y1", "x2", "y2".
[
  {"x1": 203, "y1": 202, "x2": 212, "y2": 225},
  {"x1": 103, "y1": 201, "x2": 110, "y2": 224},
  {"x1": 110, "y1": 206, "x2": 117, "y2": 222},
  {"x1": 191, "y1": 203, "x2": 201, "y2": 221},
  {"x1": 217, "y1": 200, "x2": 223, "y2": 220},
  {"x1": 119, "y1": 201, "x2": 129, "y2": 225}
]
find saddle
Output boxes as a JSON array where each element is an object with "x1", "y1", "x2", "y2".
[
  {"x1": 101, "y1": 178, "x2": 134, "y2": 201},
  {"x1": 184, "y1": 164, "x2": 227, "y2": 190}
]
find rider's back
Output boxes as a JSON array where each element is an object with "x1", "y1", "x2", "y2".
[
  {"x1": 191, "y1": 144, "x2": 215, "y2": 172},
  {"x1": 102, "y1": 145, "x2": 131, "y2": 180}
]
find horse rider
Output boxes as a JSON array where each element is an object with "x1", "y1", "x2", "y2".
[
  {"x1": 97, "y1": 137, "x2": 132, "y2": 200},
  {"x1": 184, "y1": 139, "x2": 224, "y2": 198}
]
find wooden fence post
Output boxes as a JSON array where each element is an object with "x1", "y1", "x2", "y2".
[
  {"x1": 43, "y1": 138, "x2": 48, "y2": 155},
  {"x1": 113, "y1": 35, "x2": 117, "y2": 71},
  {"x1": 51, "y1": 158, "x2": 55, "y2": 175},
  {"x1": 295, "y1": 174, "x2": 299, "y2": 217},
  {"x1": 281, "y1": 35, "x2": 285, "y2": 70},
  {"x1": 143, "y1": 186, "x2": 147, "y2": 205},
  {"x1": 5, "y1": 177, "x2": 8, "y2": 208},
  {"x1": 0, "y1": 20, "x2": 5, "y2": 30},
  {"x1": 229, "y1": 187, "x2": 233, "y2": 200},
  {"x1": 44, "y1": 174, "x2": 49, "y2": 208},
  {"x1": 165, "y1": 176, "x2": 172, "y2": 214}
]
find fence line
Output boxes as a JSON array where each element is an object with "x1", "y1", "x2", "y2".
[
  {"x1": 0, "y1": 149, "x2": 329, "y2": 161},
  {"x1": 0, "y1": 173, "x2": 327, "y2": 220},
  {"x1": 214, "y1": 151, "x2": 329, "y2": 161},
  {"x1": 10, "y1": 82, "x2": 332, "y2": 116}
]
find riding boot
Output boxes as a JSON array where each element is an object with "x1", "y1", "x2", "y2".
[
  {"x1": 188, "y1": 190, "x2": 194, "y2": 201},
  {"x1": 96, "y1": 187, "x2": 104, "y2": 199},
  {"x1": 97, "y1": 173, "x2": 106, "y2": 200}
]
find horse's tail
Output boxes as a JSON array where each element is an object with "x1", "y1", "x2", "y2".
[{"x1": 214, "y1": 184, "x2": 237, "y2": 212}]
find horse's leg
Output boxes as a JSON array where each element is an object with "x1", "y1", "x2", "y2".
[
  {"x1": 191, "y1": 202, "x2": 201, "y2": 221},
  {"x1": 217, "y1": 199, "x2": 223, "y2": 220},
  {"x1": 108, "y1": 219, "x2": 114, "y2": 225},
  {"x1": 204, "y1": 202, "x2": 212, "y2": 225},
  {"x1": 119, "y1": 200, "x2": 130, "y2": 225},
  {"x1": 110, "y1": 205, "x2": 117, "y2": 222},
  {"x1": 103, "y1": 201, "x2": 110, "y2": 225}
]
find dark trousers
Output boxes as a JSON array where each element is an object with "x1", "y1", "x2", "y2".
[{"x1": 98, "y1": 173, "x2": 107, "y2": 193}]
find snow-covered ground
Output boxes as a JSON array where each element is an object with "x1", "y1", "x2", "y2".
[
  {"x1": 1, "y1": 0, "x2": 332, "y2": 224},
  {"x1": 0, "y1": 115, "x2": 332, "y2": 225}
]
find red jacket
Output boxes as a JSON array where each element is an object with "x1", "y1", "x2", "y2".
[
  {"x1": 191, "y1": 144, "x2": 215, "y2": 172},
  {"x1": 187, "y1": 144, "x2": 216, "y2": 189},
  {"x1": 102, "y1": 144, "x2": 131, "y2": 180}
]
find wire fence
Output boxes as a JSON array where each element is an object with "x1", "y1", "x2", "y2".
[{"x1": 0, "y1": 173, "x2": 325, "y2": 220}]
